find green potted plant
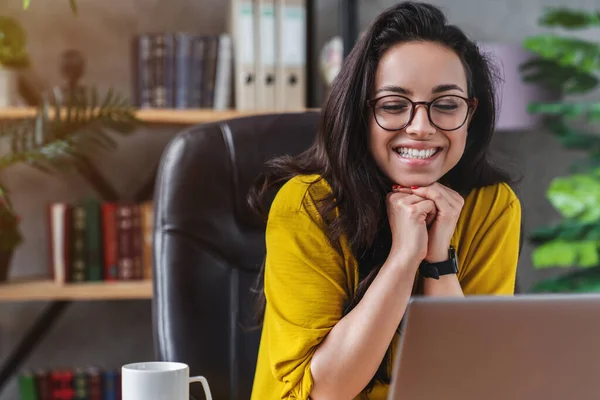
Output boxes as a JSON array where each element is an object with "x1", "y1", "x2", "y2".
[{"x1": 521, "y1": 7, "x2": 600, "y2": 293}]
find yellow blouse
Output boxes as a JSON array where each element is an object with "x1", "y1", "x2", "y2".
[{"x1": 250, "y1": 174, "x2": 521, "y2": 400}]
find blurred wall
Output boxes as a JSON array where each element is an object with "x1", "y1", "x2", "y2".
[{"x1": 0, "y1": 0, "x2": 596, "y2": 398}]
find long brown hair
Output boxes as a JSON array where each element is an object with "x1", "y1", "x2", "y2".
[{"x1": 248, "y1": 1, "x2": 515, "y2": 392}]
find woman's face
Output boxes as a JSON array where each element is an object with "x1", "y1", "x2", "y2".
[{"x1": 368, "y1": 41, "x2": 473, "y2": 187}]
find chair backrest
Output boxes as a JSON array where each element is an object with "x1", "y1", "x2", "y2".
[{"x1": 152, "y1": 112, "x2": 320, "y2": 400}]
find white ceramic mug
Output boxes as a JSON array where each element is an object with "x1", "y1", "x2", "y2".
[{"x1": 121, "y1": 361, "x2": 212, "y2": 400}]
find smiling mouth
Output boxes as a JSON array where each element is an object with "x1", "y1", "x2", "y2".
[{"x1": 394, "y1": 147, "x2": 441, "y2": 160}]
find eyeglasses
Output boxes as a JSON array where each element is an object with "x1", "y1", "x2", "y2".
[{"x1": 366, "y1": 95, "x2": 479, "y2": 132}]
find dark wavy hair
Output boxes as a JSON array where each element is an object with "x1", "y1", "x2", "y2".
[{"x1": 248, "y1": 1, "x2": 515, "y2": 393}]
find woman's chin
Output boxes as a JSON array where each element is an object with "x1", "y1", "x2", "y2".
[{"x1": 394, "y1": 176, "x2": 439, "y2": 188}]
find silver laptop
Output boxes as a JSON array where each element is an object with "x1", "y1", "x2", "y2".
[{"x1": 388, "y1": 294, "x2": 600, "y2": 400}]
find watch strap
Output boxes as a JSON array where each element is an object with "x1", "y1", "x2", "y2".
[{"x1": 419, "y1": 246, "x2": 458, "y2": 280}]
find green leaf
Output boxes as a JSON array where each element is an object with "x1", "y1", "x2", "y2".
[
  {"x1": 546, "y1": 173, "x2": 600, "y2": 222},
  {"x1": 533, "y1": 240, "x2": 578, "y2": 267},
  {"x1": 556, "y1": 220, "x2": 591, "y2": 241},
  {"x1": 22, "y1": 0, "x2": 30, "y2": 10},
  {"x1": 529, "y1": 225, "x2": 560, "y2": 243},
  {"x1": 0, "y1": 86, "x2": 139, "y2": 174},
  {"x1": 532, "y1": 239, "x2": 599, "y2": 268},
  {"x1": 538, "y1": 8, "x2": 600, "y2": 29},
  {"x1": 529, "y1": 220, "x2": 600, "y2": 243},
  {"x1": 523, "y1": 35, "x2": 600, "y2": 74},
  {"x1": 528, "y1": 102, "x2": 600, "y2": 122},
  {"x1": 559, "y1": 133, "x2": 600, "y2": 149},
  {"x1": 530, "y1": 267, "x2": 600, "y2": 293},
  {"x1": 519, "y1": 58, "x2": 599, "y2": 94}
]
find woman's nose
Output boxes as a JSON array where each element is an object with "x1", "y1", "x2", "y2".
[{"x1": 405, "y1": 105, "x2": 435, "y2": 137}]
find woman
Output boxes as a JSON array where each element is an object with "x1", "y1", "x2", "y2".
[{"x1": 248, "y1": 1, "x2": 522, "y2": 399}]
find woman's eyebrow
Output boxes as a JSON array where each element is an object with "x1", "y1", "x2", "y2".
[
  {"x1": 432, "y1": 84, "x2": 464, "y2": 94},
  {"x1": 374, "y1": 85, "x2": 412, "y2": 96}
]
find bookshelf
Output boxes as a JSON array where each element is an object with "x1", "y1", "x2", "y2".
[
  {"x1": 0, "y1": 279, "x2": 152, "y2": 302},
  {"x1": 0, "y1": 107, "x2": 314, "y2": 125}
]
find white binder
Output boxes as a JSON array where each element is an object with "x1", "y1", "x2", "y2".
[
  {"x1": 256, "y1": 0, "x2": 277, "y2": 110},
  {"x1": 230, "y1": 0, "x2": 257, "y2": 110},
  {"x1": 275, "y1": 0, "x2": 306, "y2": 111}
]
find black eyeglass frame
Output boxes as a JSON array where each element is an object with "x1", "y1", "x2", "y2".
[{"x1": 366, "y1": 94, "x2": 479, "y2": 132}]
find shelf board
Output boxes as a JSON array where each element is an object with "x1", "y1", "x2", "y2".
[
  {"x1": 0, "y1": 279, "x2": 153, "y2": 302},
  {"x1": 0, "y1": 107, "x2": 313, "y2": 125}
]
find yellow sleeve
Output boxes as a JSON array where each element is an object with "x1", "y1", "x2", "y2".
[
  {"x1": 458, "y1": 192, "x2": 522, "y2": 295},
  {"x1": 263, "y1": 179, "x2": 350, "y2": 399}
]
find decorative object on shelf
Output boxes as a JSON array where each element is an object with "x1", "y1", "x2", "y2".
[
  {"x1": 0, "y1": 16, "x2": 29, "y2": 107},
  {"x1": 479, "y1": 43, "x2": 558, "y2": 131},
  {"x1": 59, "y1": 49, "x2": 86, "y2": 98},
  {"x1": 522, "y1": 7, "x2": 600, "y2": 293}
]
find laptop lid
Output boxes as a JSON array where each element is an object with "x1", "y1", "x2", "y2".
[{"x1": 388, "y1": 294, "x2": 600, "y2": 400}]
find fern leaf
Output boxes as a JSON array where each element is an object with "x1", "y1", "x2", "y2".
[{"x1": 0, "y1": 87, "x2": 139, "y2": 173}]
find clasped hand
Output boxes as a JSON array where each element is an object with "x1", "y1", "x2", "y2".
[{"x1": 386, "y1": 182, "x2": 464, "y2": 265}]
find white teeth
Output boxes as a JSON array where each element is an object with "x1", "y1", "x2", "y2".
[{"x1": 396, "y1": 147, "x2": 438, "y2": 159}]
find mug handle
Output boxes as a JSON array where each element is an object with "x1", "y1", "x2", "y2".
[{"x1": 189, "y1": 375, "x2": 212, "y2": 400}]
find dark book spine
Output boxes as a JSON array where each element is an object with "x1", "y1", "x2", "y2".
[
  {"x1": 35, "y1": 369, "x2": 51, "y2": 400},
  {"x1": 116, "y1": 205, "x2": 134, "y2": 280},
  {"x1": 150, "y1": 33, "x2": 175, "y2": 108},
  {"x1": 164, "y1": 33, "x2": 175, "y2": 108},
  {"x1": 102, "y1": 370, "x2": 119, "y2": 400},
  {"x1": 73, "y1": 368, "x2": 87, "y2": 400},
  {"x1": 132, "y1": 34, "x2": 153, "y2": 108},
  {"x1": 174, "y1": 33, "x2": 192, "y2": 109},
  {"x1": 70, "y1": 205, "x2": 87, "y2": 282},
  {"x1": 201, "y1": 35, "x2": 219, "y2": 108},
  {"x1": 102, "y1": 203, "x2": 118, "y2": 281},
  {"x1": 189, "y1": 35, "x2": 206, "y2": 108},
  {"x1": 84, "y1": 199, "x2": 103, "y2": 281},
  {"x1": 87, "y1": 367, "x2": 103, "y2": 400},
  {"x1": 132, "y1": 205, "x2": 143, "y2": 279}
]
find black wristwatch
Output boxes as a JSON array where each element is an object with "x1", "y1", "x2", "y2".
[{"x1": 419, "y1": 246, "x2": 459, "y2": 280}]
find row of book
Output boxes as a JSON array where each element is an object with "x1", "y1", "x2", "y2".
[
  {"x1": 131, "y1": 32, "x2": 233, "y2": 110},
  {"x1": 19, "y1": 368, "x2": 121, "y2": 400},
  {"x1": 129, "y1": 0, "x2": 308, "y2": 112},
  {"x1": 48, "y1": 200, "x2": 153, "y2": 284}
]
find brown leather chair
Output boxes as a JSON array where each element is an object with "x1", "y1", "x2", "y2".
[{"x1": 151, "y1": 112, "x2": 320, "y2": 400}]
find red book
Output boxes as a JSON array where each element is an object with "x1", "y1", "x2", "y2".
[
  {"x1": 50, "y1": 370, "x2": 74, "y2": 399},
  {"x1": 101, "y1": 203, "x2": 118, "y2": 281}
]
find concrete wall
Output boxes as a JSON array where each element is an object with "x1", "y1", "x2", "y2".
[{"x1": 0, "y1": 0, "x2": 596, "y2": 398}]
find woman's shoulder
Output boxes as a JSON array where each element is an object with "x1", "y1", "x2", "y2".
[
  {"x1": 269, "y1": 174, "x2": 332, "y2": 219},
  {"x1": 464, "y1": 181, "x2": 521, "y2": 218}
]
